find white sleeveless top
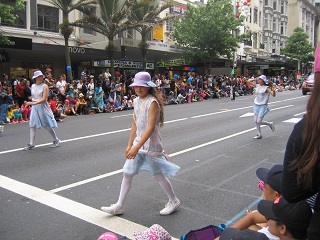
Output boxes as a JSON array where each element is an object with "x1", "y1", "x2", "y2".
[
  {"x1": 31, "y1": 83, "x2": 45, "y2": 102},
  {"x1": 254, "y1": 84, "x2": 269, "y2": 105},
  {"x1": 133, "y1": 95, "x2": 163, "y2": 155}
]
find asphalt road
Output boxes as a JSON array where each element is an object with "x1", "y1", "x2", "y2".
[{"x1": 0, "y1": 89, "x2": 309, "y2": 240}]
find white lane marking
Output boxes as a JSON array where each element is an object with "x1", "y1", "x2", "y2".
[
  {"x1": 50, "y1": 169, "x2": 124, "y2": 193},
  {"x1": 283, "y1": 118, "x2": 302, "y2": 123},
  {"x1": 0, "y1": 128, "x2": 131, "y2": 155},
  {"x1": 0, "y1": 175, "x2": 168, "y2": 240},
  {"x1": 110, "y1": 114, "x2": 133, "y2": 118},
  {"x1": 0, "y1": 119, "x2": 188, "y2": 156},
  {"x1": 164, "y1": 118, "x2": 188, "y2": 124},
  {"x1": 239, "y1": 112, "x2": 254, "y2": 118},
  {"x1": 169, "y1": 127, "x2": 256, "y2": 157},
  {"x1": 50, "y1": 127, "x2": 257, "y2": 193},
  {"x1": 0, "y1": 126, "x2": 259, "y2": 239},
  {"x1": 191, "y1": 96, "x2": 305, "y2": 119},
  {"x1": 294, "y1": 112, "x2": 306, "y2": 116},
  {"x1": 268, "y1": 96, "x2": 307, "y2": 105},
  {"x1": 191, "y1": 106, "x2": 252, "y2": 118},
  {"x1": 270, "y1": 105, "x2": 294, "y2": 111}
]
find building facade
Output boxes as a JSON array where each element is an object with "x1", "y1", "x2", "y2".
[{"x1": 0, "y1": 0, "x2": 319, "y2": 81}]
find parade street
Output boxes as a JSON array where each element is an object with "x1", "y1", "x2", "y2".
[{"x1": 0, "y1": 90, "x2": 308, "y2": 240}]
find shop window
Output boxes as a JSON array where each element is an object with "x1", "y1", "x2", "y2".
[{"x1": 37, "y1": 4, "x2": 59, "y2": 32}]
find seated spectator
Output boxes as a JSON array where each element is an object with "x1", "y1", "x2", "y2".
[
  {"x1": 48, "y1": 95, "x2": 67, "y2": 121},
  {"x1": 77, "y1": 93, "x2": 88, "y2": 115},
  {"x1": 7, "y1": 106, "x2": 14, "y2": 123},
  {"x1": 87, "y1": 96, "x2": 100, "y2": 113},
  {"x1": 121, "y1": 96, "x2": 132, "y2": 110},
  {"x1": 65, "y1": 95, "x2": 79, "y2": 115},
  {"x1": 105, "y1": 100, "x2": 114, "y2": 113},
  {"x1": 21, "y1": 101, "x2": 31, "y2": 121},
  {"x1": 257, "y1": 197, "x2": 312, "y2": 240},
  {"x1": 175, "y1": 92, "x2": 186, "y2": 104},
  {"x1": 229, "y1": 165, "x2": 284, "y2": 240},
  {"x1": 63, "y1": 99, "x2": 76, "y2": 116},
  {"x1": 66, "y1": 84, "x2": 76, "y2": 98},
  {"x1": 12, "y1": 103, "x2": 22, "y2": 123},
  {"x1": 166, "y1": 91, "x2": 176, "y2": 105},
  {"x1": 113, "y1": 95, "x2": 123, "y2": 111}
]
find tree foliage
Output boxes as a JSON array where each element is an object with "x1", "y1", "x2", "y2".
[
  {"x1": 0, "y1": 0, "x2": 25, "y2": 44},
  {"x1": 281, "y1": 27, "x2": 314, "y2": 65},
  {"x1": 172, "y1": 0, "x2": 247, "y2": 64},
  {"x1": 130, "y1": 0, "x2": 175, "y2": 69},
  {"x1": 72, "y1": 0, "x2": 133, "y2": 76},
  {"x1": 46, "y1": 0, "x2": 96, "y2": 80}
]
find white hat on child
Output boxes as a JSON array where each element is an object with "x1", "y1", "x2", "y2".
[{"x1": 32, "y1": 70, "x2": 45, "y2": 79}]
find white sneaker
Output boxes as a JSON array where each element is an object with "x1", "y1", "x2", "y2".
[
  {"x1": 270, "y1": 122, "x2": 275, "y2": 132},
  {"x1": 0, "y1": 125, "x2": 3, "y2": 133},
  {"x1": 51, "y1": 139, "x2": 60, "y2": 148},
  {"x1": 160, "y1": 198, "x2": 181, "y2": 215},
  {"x1": 23, "y1": 144, "x2": 35, "y2": 150},
  {"x1": 101, "y1": 204, "x2": 124, "y2": 215},
  {"x1": 253, "y1": 135, "x2": 262, "y2": 139}
]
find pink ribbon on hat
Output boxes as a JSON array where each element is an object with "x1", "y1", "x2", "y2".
[{"x1": 314, "y1": 43, "x2": 320, "y2": 73}]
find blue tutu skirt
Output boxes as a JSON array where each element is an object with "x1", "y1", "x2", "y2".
[
  {"x1": 29, "y1": 102, "x2": 58, "y2": 129},
  {"x1": 253, "y1": 103, "x2": 269, "y2": 118},
  {"x1": 123, "y1": 152, "x2": 180, "y2": 177}
]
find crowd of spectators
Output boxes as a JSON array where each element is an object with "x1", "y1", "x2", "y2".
[{"x1": 0, "y1": 68, "x2": 306, "y2": 125}]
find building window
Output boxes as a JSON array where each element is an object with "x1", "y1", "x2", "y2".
[
  {"x1": 37, "y1": 4, "x2": 59, "y2": 32},
  {"x1": 254, "y1": 8, "x2": 258, "y2": 24},
  {"x1": 166, "y1": 13, "x2": 174, "y2": 32},
  {"x1": 1, "y1": 0, "x2": 26, "y2": 28},
  {"x1": 264, "y1": 15, "x2": 268, "y2": 29},
  {"x1": 253, "y1": 32, "x2": 258, "y2": 48},
  {"x1": 281, "y1": 1, "x2": 285, "y2": 14},
  {"x1": 83, "y1": 7, "x2": 96, "y2": 35},
  {"x1": 273, "y1": 18, "x2": 277, "y2": 33},
  {"x1": 273, "y1": 0, "x2": 277, "y2": 10},
  {"x1": 280, "y1": 22, "x2": 285, "y2": 34},
  {"x1": 265, "y1": 0, "x2": 268, "y2": 6}
]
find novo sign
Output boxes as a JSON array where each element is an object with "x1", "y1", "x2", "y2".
[{"x1": 69, "y1": 46, "x2": 86, "y2": 54}]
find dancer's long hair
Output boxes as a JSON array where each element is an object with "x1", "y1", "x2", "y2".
[{"x1": 148, "y1": 87, "x2": 164, "y2": 127}]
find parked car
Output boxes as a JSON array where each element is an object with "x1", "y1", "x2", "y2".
[{"x1": 302, "y1": 74, "x2": 314, "y2": 95}]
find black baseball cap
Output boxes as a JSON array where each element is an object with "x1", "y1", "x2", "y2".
[
  {"x1": 220, "y1": 228, "x2": 269, "y2": 240},
  {"x1": 258, "y1": 197, "x2": 312, "y2": 238},
  {"x1": 256, "y1": 164, "x2": 283, "y2": 193}
]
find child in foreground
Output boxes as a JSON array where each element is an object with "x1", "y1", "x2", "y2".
[{"x1": 101, "y1": 71, "x2": 180, "y2": 216}]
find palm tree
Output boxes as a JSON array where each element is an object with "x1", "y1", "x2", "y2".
[
  {"x1": 130, "y1": 0, "x2": 175, "y2": 70},
  {"x1": 72, "y1": 0, "x2": 135, "y2": 76},
  {"x1": 46, "y1": 0, "x2": 96, "y2": 81}
]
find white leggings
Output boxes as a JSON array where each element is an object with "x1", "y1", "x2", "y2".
[
  {"x1": 254, "y1": 115, "x2": 271, "y2": 136},
  {"x1": 29, "y1": 127, "x2": 58, "y2": 145},
  {"x1": 116, "y1": 173, "x2": 177, "y2": 207}
]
